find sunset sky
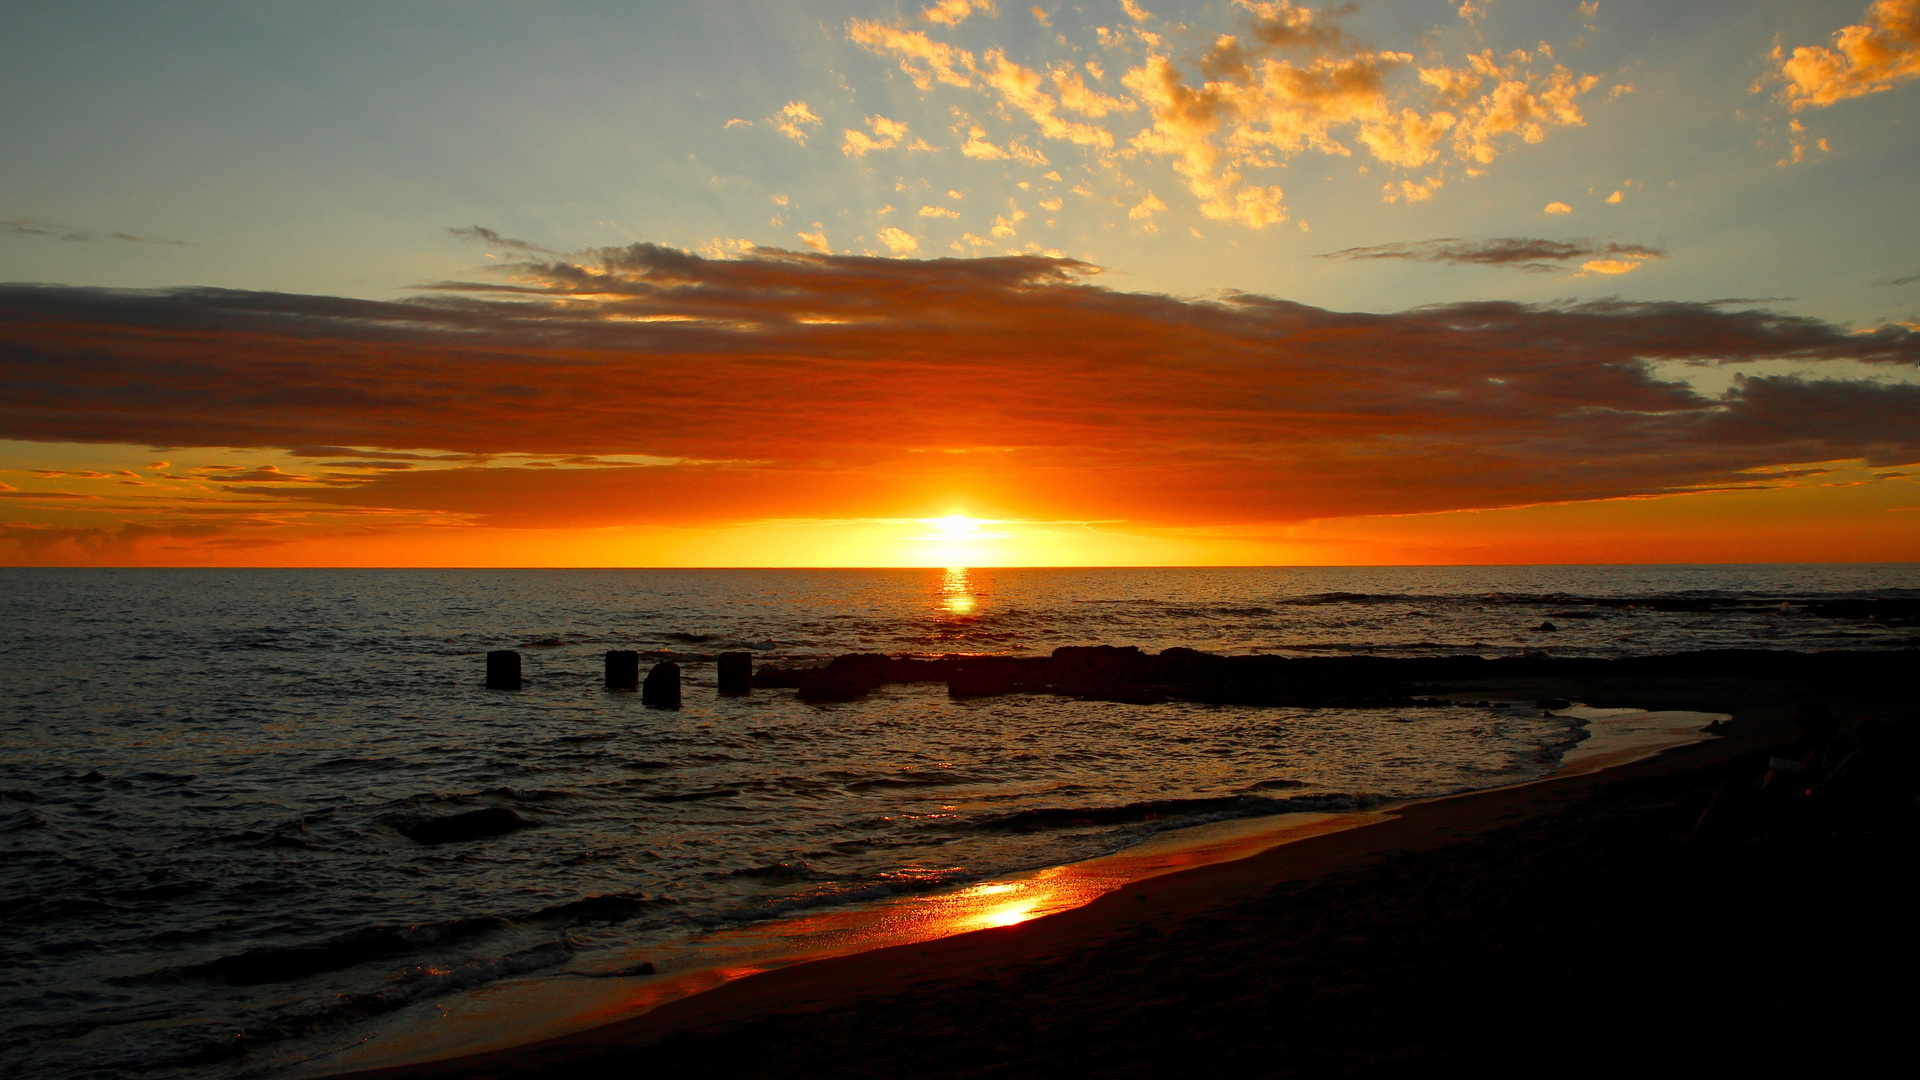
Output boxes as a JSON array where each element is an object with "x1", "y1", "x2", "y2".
[{"x1": 3, "y1": 0, "x2": 1917, "y2": 566}]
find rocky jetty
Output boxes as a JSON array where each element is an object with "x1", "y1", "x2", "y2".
[{"x1": 755, "y1": 646, "x2": 1917, "y2": 708}]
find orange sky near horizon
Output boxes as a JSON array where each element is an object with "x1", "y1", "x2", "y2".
[
  {"x1": 5, "y1": 452, "x2": 1913, "y2": 567},
  {"x1": 3, "y1": 1, "x2": 1919, "y2": 567}
]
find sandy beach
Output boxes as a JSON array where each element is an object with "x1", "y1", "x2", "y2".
[{"x1": 314, "y1": 666, "x2": 1915, "y2": 1079}]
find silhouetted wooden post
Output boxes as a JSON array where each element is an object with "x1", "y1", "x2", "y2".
[
  {"x1": 486, "y1": 650, "x2": 522, "y2": 690},
  {"x1": 642, "y1": 661, "x2": 681, "y2": 709},
  {"x1": 605, "y1": 650, "x2": 640, "y2": 690},
  {"x1": 717, "y1": 651, "x2": 752, "y2": 695}
]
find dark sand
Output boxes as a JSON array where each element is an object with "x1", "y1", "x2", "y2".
[{"x1": 328, "y1": 673, "x2": 1915, "y2": 1078}]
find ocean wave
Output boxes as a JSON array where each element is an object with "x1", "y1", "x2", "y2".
[
  {"x1": 155, "y1": 915, "x2": 513, "y2": 986},
  {"x1": 971, "y1": 793, "x2": 1376, "y2": 833},
  {"x1": 188, "y1": 940, "x2": 576, "y2": 1066}
]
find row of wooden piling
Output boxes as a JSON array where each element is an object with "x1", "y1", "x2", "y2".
[{"x1": 484, "y1": 650, "x2": 755, "y2": 709}]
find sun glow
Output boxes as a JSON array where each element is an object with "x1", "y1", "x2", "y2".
[{"x1": 916, "y1": 513, "x2": 1003, "y2": 566}]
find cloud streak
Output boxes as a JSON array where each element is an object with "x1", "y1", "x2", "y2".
[
  {"x1": 1319, "y1": 236, "x2": 1665, "y2": 273},
  {"x1": 3, "y1": 219, "x2": 195, "y2": 246}
]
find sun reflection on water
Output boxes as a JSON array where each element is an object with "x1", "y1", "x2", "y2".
[
  {"x1": 938, "y1": 566, "x2": 977, "y2": 616},
  {"x1": 946, "y1": 880, "x2": 1048, "y2": 930}
]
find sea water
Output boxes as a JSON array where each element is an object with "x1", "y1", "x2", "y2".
[{"x1": 1, "y1": 565, "x2": 1914, "y2": 1078}]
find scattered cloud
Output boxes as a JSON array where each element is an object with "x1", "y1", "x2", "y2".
[
  {"x1": 876, "y1": 226, "x2": 921, "y2": 254},
  {"x1": 797, "y1": 225, "x2": 830, "y2": 253},
  {"x1": 1127, "y1": 191, "x2": 1167, "y2": 221},
  {"x1": 960, "y1": 125, "x2": 1050, "y2": 165},
  {"x1": 1320, "y1": 236, "x2": 1665, "y2": 273},
  {"x1": 1031, "y1": 6, "x2": 1051, "y2": 28},
  {"x1": 1773, "y1": 0, "x2": 1920, "y2": 109},
  {"x1": 843, "y1": 0, "x2": 1599, "y2": 229},
  {"x1": 843, "y1": 115, "x2": 914, "y2": 156},
  {"x1": 1605, "y1": 190, "x2": 1623, "y2": 203},
  {"x1": 775, "y1": 101, "x2": 823, "y2": 144},
  {"x1": 920, "y1": 205, "x2": 962, "y2": 217},
  {"x1": 922, "y1": 0, "x2": 997, "y2": 25},
  {"x1": 848, "y1": 20, "x2": 979, "y2": 90},
  {"x1": 1545, "y1": 201, "x2": 1572, "y2": 214}
]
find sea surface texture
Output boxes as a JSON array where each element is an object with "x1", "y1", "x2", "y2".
[{"x1": 2, "y1": 565, "x2": 1914, "y2": 1078}]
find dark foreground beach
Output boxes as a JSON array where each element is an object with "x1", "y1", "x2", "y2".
[{"x1": 326, "y1": 659, "x2": 1915, "y2": 1079}]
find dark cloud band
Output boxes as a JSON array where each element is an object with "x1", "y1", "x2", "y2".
[{"x1": 0, "y1": 243, "x2": 1913, "y2": 527}]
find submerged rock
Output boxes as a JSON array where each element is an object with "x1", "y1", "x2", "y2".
[
  {"x1": 391, "y1": 807, "x2": 528, "y2": 845},
  {"x1": 717, "y1": 651, "x2": 753, "y2": 695},
  {"x1": 642, "y1": 661, "x2": 682, "y2": 709}
]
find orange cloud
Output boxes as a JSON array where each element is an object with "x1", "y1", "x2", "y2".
[
  {"x1": 1118, "y1": 11, "x2": 1595, "y2": 224},
  {"x1": 1775, "y1": 0, "x2": 1920, "y2": 108},
  {"x1": 843, "y1": 1, "x2": 1599, "y2": 230},
  {"x1": 848, "y1": 20, "x2": 978, "y2": 90},
  {"x1": 775, "y1": 101, "x2": 822, "y2": 144},
  {"x1": 922, "y1": 0, "x2": 996, "y2": 26},
  {"x1": 843, "y1": 115, "x2": 913, "y2": 157},
  {"x1": 876, "y1": 226, "x2": 921, "y2": 254}
]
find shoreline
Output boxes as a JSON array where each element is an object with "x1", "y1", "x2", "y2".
[{"x1": 307, "y1": 689, "x2": 1733, "y2": 1080}]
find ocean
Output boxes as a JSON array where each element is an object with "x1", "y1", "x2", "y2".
[{"x1": 2, "y1": 565, "x2": 1915, "y2": 1078}]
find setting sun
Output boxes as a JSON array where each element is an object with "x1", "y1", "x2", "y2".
[{"x1": 930, "y1": 515, "x2": 983, "y2": 537}]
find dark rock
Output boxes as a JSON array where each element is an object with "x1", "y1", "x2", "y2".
[
  {"x1": 642, "y1": 662, "x2": 681, "y2": 709},
  {"x1": 527, "y1": 892, "x2": 656, "y2": 924},
  {"x1": 741, "y1": 647, "x2": 1920, "y2": 714},
  {"x1": 606, "y1": 650, "x2": 640, "y2": 690},
  {"x1": 1537, "y1": 621, "x2": 1558, "y2": 632},
  {"x1": 392, "y1": 806, "x2": 528, "y2": 845},
  {"x1": 798, "y1": 653, "x2": 931, "y2": 703},
  {"x1": 717, "y1": 652, "x2": 753, "y2": 695},
  {"x1": 947, "y1": 656, "x2": 1052, "y2": 699},
  {"x1": 751, "y1": 664, "x2": 812, "y2": 689},
  {"x1": 486, "y1": 650, "x2": 522, "y2": 690},
  {"x1": 1537, "y1": 697, "x2": 1573, "y2": 711}
]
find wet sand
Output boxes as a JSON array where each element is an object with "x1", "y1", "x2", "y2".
[{"x1": 320, "y1": 674, "x2": 1913, "y2": 1078}]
